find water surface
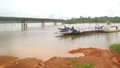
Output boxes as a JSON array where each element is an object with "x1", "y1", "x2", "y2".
[{"x1": 0, "y1": 23, "x2": 120, "y2": 60}]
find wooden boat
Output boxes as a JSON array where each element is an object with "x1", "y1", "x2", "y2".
[{"x1": 58, "y1": 26, "x2": 80, "y2": 35}]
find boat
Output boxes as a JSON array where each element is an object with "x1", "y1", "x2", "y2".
[
  {"x1": 57, "y1": 23, "x2": 120, "y2": 35},
  {"x1": 97, "y1": 22, "x2": 120, "y2": 32},
  {"x1": 58, "y1": 26, "x2": 80, "y2": 35}
]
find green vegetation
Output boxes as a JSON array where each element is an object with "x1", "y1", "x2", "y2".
[
  {"x1": 70, "y1": 59, "x2": 95, "y2": 68},
  {"x1": 109, "y1": 43, "x2": 120, "y2": 53},
  {"x1": 80, "y1": 64, "x2": 95, "y2": 68},
  {"x1": 65, "y1": 16, "x2": 120, "y2": 24}
]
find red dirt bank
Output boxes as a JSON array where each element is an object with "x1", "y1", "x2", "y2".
[{"x1": 0, "y1": 47, "x2": 120, "y2": 68}]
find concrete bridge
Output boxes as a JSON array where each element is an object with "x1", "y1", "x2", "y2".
[{"x1": 0, "y1": 16, "x2": 65, "y2": 30}]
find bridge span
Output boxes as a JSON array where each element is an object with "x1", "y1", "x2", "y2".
[
  {"x1": 0, "y1": 16, "x2": 65, "y2": 30},
  {"x1": 0, "y1": 16, "x2": 65, "y2": 23}
]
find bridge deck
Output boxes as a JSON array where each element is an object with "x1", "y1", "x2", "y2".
[{"x1": 0, "y1": 16, "x2": 65, "y2": 23}]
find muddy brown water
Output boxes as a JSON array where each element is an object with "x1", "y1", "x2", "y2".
[{"x1": 0, "y1": 23, "x2": 120, "y2": 60}]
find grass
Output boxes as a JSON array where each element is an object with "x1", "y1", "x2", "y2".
[
  {"x1": 109, "y1": 43, "x2": 120, "y2": 53},
  {"x1": 70, "y1": 59, "x2": 95, "y2": 68},
  {"x1": 80, "y1": 64, "x2": 95, "y2": 68}
]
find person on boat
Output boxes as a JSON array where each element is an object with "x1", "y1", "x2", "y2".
[
  {"x1": 70, "y1": 26, "x2": 79, "y2": 33},
  {"x1": 71, "y1": 26, "x2": 76, "y2": 31},
  {"x1": 71, "y1": 26, "x2": 74, "y2": 30}
]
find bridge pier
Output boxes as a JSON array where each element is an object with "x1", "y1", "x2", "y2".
[
  {"x1": 53, "y1": 22, "x2": 57, "y2": 26},
  {"x1": 41, "y1": 22, "x2": 45, "y2": 28},
  {"x1": 61, "y1": 22, "x2": 64, "y2": 25},
  {"x1": 21, "y1": 21, "x2": 27, "y2": 31}
]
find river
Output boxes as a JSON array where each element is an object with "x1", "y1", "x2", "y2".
[{"x1": 0, "y1": 22, "x2": 120, "y2": 60}]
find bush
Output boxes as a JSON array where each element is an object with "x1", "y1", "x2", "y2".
[
  {"x1": 109, "y1": 43, "x2": 120, "y2": 53},
  {"x1": 70, "y1": 59, "x2": 95, "y2": 68},
  {"x1": 80, "y1": 64, "x2": 95, "y2": 68}
]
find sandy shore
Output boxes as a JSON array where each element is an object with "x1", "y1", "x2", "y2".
[{"x1": 0, "y1": 47, "x2": 120, "y2": 68}]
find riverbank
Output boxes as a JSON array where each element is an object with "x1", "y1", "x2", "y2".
[{"x1": 0, "y1": 47, "x2": 120, "y2": 68}]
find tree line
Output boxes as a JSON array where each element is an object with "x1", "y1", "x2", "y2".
[{"x1": 65, "y1": 16, "x2": 120, "y2": 24}]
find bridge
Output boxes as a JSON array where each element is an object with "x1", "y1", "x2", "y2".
[
  {"x1": 0, "y1": 16, "x2": 65, "y2": 23},
  {"x1": 0, "y1": 16, "x2": 65, "y2": 30}
]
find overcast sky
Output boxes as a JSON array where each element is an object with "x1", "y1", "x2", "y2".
[{"x1": 0, "y1": 0, "x2": 120, "y2": 19}]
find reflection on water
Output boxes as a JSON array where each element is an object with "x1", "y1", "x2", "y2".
[
  {"x1": 0, "y1": 23, "x2": 120, "y2": 60},
  {"x1": 56, "y1": 32, "x2": 120, "y2": 47}
]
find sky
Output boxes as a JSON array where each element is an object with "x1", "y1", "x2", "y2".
[{"x1": 0, "y1": 0, "x2": 120, "y2": 19}]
